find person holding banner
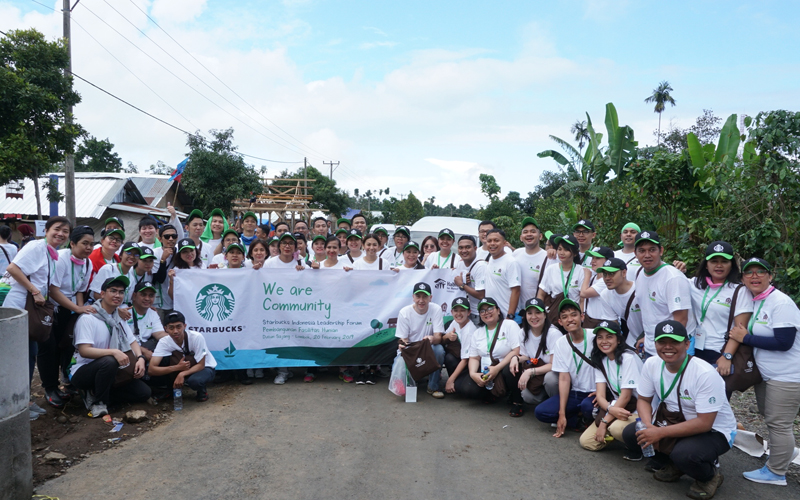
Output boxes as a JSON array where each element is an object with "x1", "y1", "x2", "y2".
[
  {"x1": 334, "y1": 228, "x2": 349, "y2": 256},
  {"x1": 344, "y1": 229, "x2": 363, "y2": 265},
  {"x1": 396, "y1": 282, "x2": 446, "y2": 399},
  {"x1": 247, "y1": 239, "x2": 269, "y2": 270},
  {"x1": 352, "y1": 233, "x2": 391, "y2": 270},
  {"x1": 453, "y1": 235, "x2": 486, "y2": 324},
  {"x1": 443, "y1": 297, "x2": 479, "y2": 398},
  {"x1": 220, "y1": 243, "x2": 247, "y2": 270},
  {"x1": 263, "y1": 233, "x2": 306, "y2": 271},
  {"x1": 308, "y1": 235, "x2": 327, "y2": 268},
  {"x1": 387, "y1": 226, "x2": 411, "y2": 268},
  {"x1": 394, "y1": 241, "x2": 425, "y2": 271},
  {"x1": 320, "y1": 236, "x2": 350, "y2": 270}
]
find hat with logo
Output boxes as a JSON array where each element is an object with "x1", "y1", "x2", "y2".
[
  {"x1": 572, "y1": 219, "x2": 595, "y2": 232},
  {"x1": 586, "y1": 246, "x2": 614, "y2": 260},
  {"x1": 279, "y1": 232, "x2": 297, "y2": 242},
  {"x1": 224, "y1": 242, "x2": 246, "y2": 254},
  {"x1": 269, "y1": 236, "x2": 280, "y2": 244},
  {"x1": 413, "y1": 282, "x2": 432, "y2": 296},
  {"x1": 242, "y1": 211, "x2": 258, "y2": 223},
  {"x1": 372, "y1": 226, "x2": 389, "y2": 235},
  {"x1": 452, "y1": 297, "x2": 470, "y2": 310},
  {"x1": 634, "y1": 230, "x2": 661, "y2": 247},
  {"x1": 742, "y1": 257, "x2": 772, "y2": 273},
  {"x1": 654, "y1": 320, "x2": 688, "y2": 342},
  {"x1": 558, "y1": 298, "x2": 581, "y2": 313},
  {"x1": 104, "y1": 216, "x2": 125, "y2": 230},
  {"x1": 438, "y1": 228, "x2": 455, "y2": 239},
  {"x1": 554, "y1": 234, "x2": 579, "y2": 248},
  {"x1": 101, "y1": 228, "x2": 125, "y2": 241},
  {"x1": 165, "y1": 310, "x2": 186, "y2": 325},
  {"x1": 618, "y1": 222, "x2": 641, "y2": 246},
  {"x1": 133, "y1": 280, "x2": 157, "y2": 293},
  {"x1": 177, "y1": 238, "x2": 196, "y2": 252},
  {"x1": 597, "y1": 257, "x2": 628, "y2": 273},
  {"x1": 705, "y1": 241, "x2": 734, "y2": 261},
  {"x1": 403, "y1": 241, "x2": 420, "y2": 252},
  {"x1": 521, "y1": 216, "x2": 540, "y2": 230},
  {"x1": 101, "y1": 275, "x2": 130, "y2": 291},
  {"x1": 347, "y1": 229, "x2": 363, "y2": 240},
  {"x1": 394, "y1": 226, "x2": 410, "y2": 238},
  {"x1": 336, "y1": 218, "x2": 351, "y2": 227},
  {"x1": 311, "y1": 234, "x2": 327, "y2": 244},
  {"x1": 121, "y1": 241, "x2": 142, "y2": 254},
  {"x1": 139, "y1": 246, "x2": 156, "y2": 260},
  {"x1": 524, "y1": 297, "x2": 546, "y2": 312},
  {"x1": 593, "y1": 320, "x2": 622, "y2": 336},
  {"x1": 334, "y1": 227, "x2": 348, "y2": 236},
  {"x1": 186, "y1": 209, "x2": 204, "y2": 224},
  {"x1": 478, "y1": 297, "x2": 498, "y2": 309},
  {"x1": 220, "y1": 228, "x2": 240, "y2": 241}
]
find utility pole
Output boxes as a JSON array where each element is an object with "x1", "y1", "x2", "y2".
[
  {"x1": 62, "y1": 0, "x2": 79, "y2": 224},
  {"x1": 303, "y1": 157, "x2": 307, "y2": 199},
  {"x1": 324, "y1": 160, "x2": 339, "y2": 180}
]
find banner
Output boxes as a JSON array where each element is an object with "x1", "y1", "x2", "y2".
[{"x1": 174, "y1": 268, "x2": 464, "y2": 369}]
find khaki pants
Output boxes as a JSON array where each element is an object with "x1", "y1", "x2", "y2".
[
  {"x1": 579, "y1": 414, "x2": 638, "y2": 451},
  {"x1": 755, "y1": 379, "x2": 800, "y2": 475}
]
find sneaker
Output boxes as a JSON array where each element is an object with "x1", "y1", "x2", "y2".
[
  {"x1": 355, "y1": 372, "x2": 366, "y2": 385},
  {"x1": 688, "y1": 470, "x2": 724, "y2": 499},
  {"x1": 427, "y1": 388, "x2": 445, "y2": 399},
  {"x1": 62, "y1": 384, "x2": 79, "y2": 398},
  {"x1": 274, "y1": 370, "x2": 293, "y2": 385},
  {"x1": 653, "y1": 463, "x2": 684, "y2": 483},
  {"x1": 29, "y1": 410, "x2": 40, "y2": 421},
  {"x1": 366, "y1": 371, "x2": 377, "y2": 385},
  {"x1": 79, "y1": 389, "x2": 96, "y2": 410},
  {"x1": 303, "y1": 372, "x2": 316, "y2": 383},
  {"x1": 377, "y1": 366, "x2": 392, "y2": 378},
  {"x1": 340, "y1": 370, "x2": 354, "y2": 383},
  {"x1": 89, "y1": 403, "x2": 108, "y2": 418},
  {"x1": 742, "y1": 465, "x2": 787, "y2": 486},
  {"x1": 644, "y1": 458, "x2": 664, "y2": 472},
  {"x1": 45, "y1": 388, "x2": 66, "y2": 408},
  {"x1": 195, "y1": 391, "x2": 209, "y2": 402},
  {"x1": 623, "y1": 451, "x2": 644, "y2": 462},
  {"x1": 29, "y1": 402, "x2": 47, "y2": 415},
  {"x1": 254, "y1": 369, "x2": 264, "y2": 379},
  {"x1": 246, "y1": 369, "x2": 254, "y2": 378}
]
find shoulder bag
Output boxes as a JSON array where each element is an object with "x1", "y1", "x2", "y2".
[
  {"x1": 400, "y1": 337, "x2": 440, "y2": 381},
  {"x1": 26, "y1": 247, "x2": 55, "y2": 342},
  {"x1": 724, "y1": 285, "x2": 762, "y2": 394}
]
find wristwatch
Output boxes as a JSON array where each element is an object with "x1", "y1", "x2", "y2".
[
  {"x1": 137, "y1": 355, "x2": 145, "y2": 361},
  {"x1": 459, "y1": 285, "x2": 465, "y2": 290},
  {"x1": 506, "y1": 313, "x2": 515, "y2": 320},
  {"x1": 723, "y1": 353, "x2": 732, "y2": 360}
]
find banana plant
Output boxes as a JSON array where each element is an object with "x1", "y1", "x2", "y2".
[{"x1": 686, "y1": 114, "x2": 740, "y2": 169}]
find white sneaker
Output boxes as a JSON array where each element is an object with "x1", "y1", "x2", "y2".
[
  {"x1": 29, "y1": 402, "x2": 47, "y2": 415},
  {"x1": 246, "y1": 369, "x2": 254, "y2": 378},
  {"x1": 30, "y1": 410, "x2": 40, "y2": 421},
  {"x1": 89, "y1": 403, "x2": 108, "y2": 418},
  {"x1": 254, "y1": 369, "x2": 264, "y2": 379},
  {"x1": 274, "y1": 370, "x2": 293, "y2": 385}
]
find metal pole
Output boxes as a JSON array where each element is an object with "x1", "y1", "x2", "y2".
[{"x1": 63, "y1": 0, "x2": 76, "y2": 224}]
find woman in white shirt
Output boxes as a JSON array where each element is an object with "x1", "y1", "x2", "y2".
[
  {"x1": 352, "y1": 234, "x2": 390, "y2": 270},
  {"x1": 537, "y1": 234, "x2": 590, "y2": 325},
  {"x1": 468, "y1": 297, "x2": 522, "y2": 413},
  {"x1": 320, "y1": 236, "x2": 351, "y2": 270},
  {"x1": 246, "y1": 239, "x2": 269, "y2": 270},
  {"x1": 510, "y1": 298, "x2": 559, "y2": 407},
  {"x1": 0, "y1": 225, "x2": 18, "y2": 275},
  {"x1": 209, "y1": 229, "x2": 242, "y2": 269},
  {"x1": 443, "y1": 297, "x2": 480, "y2": 398}
]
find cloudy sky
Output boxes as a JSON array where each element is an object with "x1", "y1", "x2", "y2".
[{"x1": 3, "y1": 0, "x2": 799, "y2": 208}]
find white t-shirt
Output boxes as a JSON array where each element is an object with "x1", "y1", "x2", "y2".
[
  {"x1": 468, "y1": 320, "x2": 521, "y2": 362},
  {"x1": 578, "y1": 248, "x2": 597, "y2": 271},
  {"x1": 319, "y1": 259, "x2": 347, "y2": 270},
  {"x1": 519, "y1": 324, "x2": 560, "y2": 363},
  {"x1": 635, "y1": 264, "x2": 695, "y2": 355},
  {"x1": 396, "y1": 264, "x2": 424, "y2": 272},
  {"x1": 70, "y1": 314, "x2": 136, "y2": 377},
  {"x1": 594, "y1": 351, "x2": 643, "y2": 398},
  {"x1": 395, "y1": 304, "x2": 445, "y2": 343},
  {"x1": 263, "y1": 257, "x2": 306, "y2": 269},
  {"x1": 52, "y1": 249, "x2": 93, "y2": 307},
  {"x1": 90, "y1": 263, "x2": 138, "y2": 304},
  {"x1": 195, "y1": 241, "x2": 212, "y2": 269},
  {"x1": 614, "y1": 249, "x2": 641, "y2": 269},
  {"x1": 639, "y1": 356, "x2": 737, "y2": 445},
  {"x1": 689, "y1": 278, "x2": 754, "y2": 352},
  {"x1": 539, "y1": 262, "x2": 586, "y2": 303},
  {"x1": 750, "y1": 289, "x2": 800, "y2": 383},
  {"x1": 476, "y1": 245, "x2": 512, "y2": 261},
  {"x1": 453, "y1": 259, "x2": 486, "y2": 315},
  {"x1": 152, "y1": 247, "x2": 174, "y2": 310},
  {"x1": 551, "y1": 330, "x2": 596, "y2": 393},
  {"x1": 584, "y1": 274, "x2": 610, "y2": 320},
  {"x1": 152, "y1": 329, "x2": 217, "y2": 369},
  {"x1": 424, "y1": 250, "x2": 461, "y2": 270},
  {"x1": 445, "y1": 320, "x2": 476, "y2": 360},
  {"x1": 387, "y1": 249, "x2": 405, "y2": 268},
  {"x1": 599, "y1": 284, "x2": 643, "y2": 347},
  {"x1": 484, "y1": 253, "x2": 522, "y2": 317},
  {"x1": 4, "y1": 239, "x2": 60, "y2": 309},
  {"x1": 127, "y1": 307, "x2": 164, "y2": 343},
  {"x1": 352, "y1": 257, "x2": 391, "y2": 270},
  {"x1": 512, "y1": 247, "x2": 548, "y2": 307},
  {"x1": 0, "y1": 242, "x2": 18, "y2": 275}
]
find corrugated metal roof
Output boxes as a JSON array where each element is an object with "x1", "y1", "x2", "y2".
[{"x1": 130, "y1": 177, "x2": 172, "y2": 206}]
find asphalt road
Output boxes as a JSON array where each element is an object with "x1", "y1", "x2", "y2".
[{"x1": 39, "y1": 371, "x2": 799, "y2": 500}]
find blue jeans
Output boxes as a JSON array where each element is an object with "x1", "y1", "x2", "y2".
[
  {"x1": 427, "y1": 344, "x2": 446, "y2": 391},
  {"x1": 534, "y1": 389, "x2": 592, "y2": 429},
  {"x1": 185, "y1": 367, "x2": 215, "y2": 394}
]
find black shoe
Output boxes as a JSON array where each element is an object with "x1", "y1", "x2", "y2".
[
  {"x1": 45, "y1": 388, "x2": 66, "y2": 408},
  {"x1": 644, "y1": 458, "x2": 664, "y2": 473},
  {"x1": 195, "y1": 391, "x2": 209, "y2": 402},
  {"x1": 62, "y1": 384, "x2": 79, "y2": 398},
  {"x1": 355, "y1": 371, "x2": 366, "y2": 385},
  {"x1": 152, "y1": 390, "x2": 172, "y2": 404},
  {"x1": 240, "y1": 375, "x2": 254, "y2": 385},
  {"x1": 366, "y1": 371, "x2": 377, "y2": 385},
  {"x1": 623, "y1": 451, "x2": 643, "y2": 462}
]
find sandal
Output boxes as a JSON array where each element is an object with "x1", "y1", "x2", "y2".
[{"x1": 509, "y1": 403, "x2": 524, "y2": 417}]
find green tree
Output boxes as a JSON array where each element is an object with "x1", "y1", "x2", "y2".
[
  {"x1": 644, "y1": 80, "x2": 677, "y2": 146},
  {"x1": 182, "y1": 128, "x2": 264, "y2": 214},
  {"x1": 571, "y1": 120, "x2": 590, "y2": 155},
  {"x1": 0, "y1": 29, "x2": 82, "y2": 218},
  {"x1": 148, "y1": 161, "x2": 172, "y2": 175},
  {"x1": 75, "y1": 136, "x2": 123, "y2": 173},
  {"x1": 479, "y1": 173, "x2": 501, "y2": 201},
  {"x1": 394, "y1": 192, "x2": 424, "y2": 225},
  {"x1": 274, "y1": 164, "x2": 349, "y2": 216}
]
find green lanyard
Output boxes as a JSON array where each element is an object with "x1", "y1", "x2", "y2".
[
  {"x1": 560, "y1": 264, "x2": 576, "y2": 297},
  {"x1": 571, "y1": 332, "x2": 588, "y2": 374},
  {"x1": 644, "y1": 262, "x2": 669, "y2": 276},
  {"x1": 699, "y1": 281, "x2": 727, "y2": 322},
  {"x1": 484, "y1": 325, "x2": 499, "y2": 355},
  {"x1": 605, "y1": 357, "x2": 620, "y2": 394},
  {"x1": 659, "y1": 355, "x2": 689, "y2": 401},
  {"x1": 748, "y1": 299, "x2": 767, "y2": 334},
  {"x1": 70, "y1": 259, "x2": 86, "y2": 292}
]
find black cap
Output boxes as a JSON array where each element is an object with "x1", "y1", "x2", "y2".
[
  {"x1": 293, "y1": 232, "x2": 306, "y2": 241},
  {"x1": 554, "y1": 234, "x2": 579, "y2": 248},
  {"x1": 394, "y1": 226, "x2": 410, "y2": 237},
  {"x1": 594, "y1": 320, "x2": 622, "y2": 336},
  {"x1": 586, "y1": 246, "x2": 614, "y2": 260},
  {"x1": 177, "y1": 238, "x2": 196, "y2": 252},
  {"x1": 524, "y1": 298, "x2": 546, "y2": 312},
  {"x1": 403, "y1": 241, "x2": 420, "y2": 252},
  {"x1": 101, "y1": 275, "x2": 130, "y2": 291},
  {"x1": 164, "y1": 310, "x2": 186, "y2": 325},
  {"x1": 70, "y1": 225, "x2": 94, "y2": 243},
  {"x1": 573, "y1": 219, "x2": 595, "y2": 232},
  {"x1": 597, "y1": 257, "x2": 628, "y2": 273},
  {"x1": 139, "y1": 246, "x2": 156, "y2": 259},
  {"x1": 279, "y1": 232, "x2": 297, "y2": 242},
  {"x1": 121, "y1": 241, "x2": 141, "y2": 254},
  {"x1": 133, "y1": 280, "x2": 157, "y2": 293},
  {"x1": 413, "y1": 282, "x2": 432, "y2": 296},
  {"x1": 451, "y1": 297, "x2": 470, "y2": 310},
  {"x1": 705, "y1": 241, "x2": 734, "y2": 261},
  {"x1": 438, "y1": 228, "x2": 455, "y2": 239},
  {"x1": 347, "y1": 229, "x2": 363, "y2": 240},
  {"x1": 654, "y1": 320, "x2": 688, "y2": 342},
  {"x1": 635, "y1": 230, "x2": 661, "y2": 247},
  {"x1": 478, "y1": 297, "x2": 498, "y2": 309},
  {"x1": 742, "y1": 257, "x2": 772, "y2": 273}
]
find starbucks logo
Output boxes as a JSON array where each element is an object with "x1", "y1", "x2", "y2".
[
  {"x1": 714, "y1": 244, "x2": 724, "y2": 252},
  {"x1": 662, "y1": 324, "x2": 674, "y2": 333},
  {"x1": 708, "y1": 397, "x2": 716, "y2": 404},
  {"x1": 640, "y1": 231, "x2": 650, "y2": 238},
  {"x1": 196, "y1": 284, "x2": 236, "y2": 321},
  {"x1": 604, "y1": 259, "x2": 612, "y2": 266}
]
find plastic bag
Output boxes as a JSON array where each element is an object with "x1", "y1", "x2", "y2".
[{"x1": 389, "y1": 354, "x2": 412, "y2": 396}]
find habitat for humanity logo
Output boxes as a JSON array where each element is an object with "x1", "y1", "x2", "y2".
[
  {"x1": 196, "y1": 284, "x2": 236, "y2": 321},
  {"x1": 434, "y1": 278, "x2": 458, "y2": 291}
]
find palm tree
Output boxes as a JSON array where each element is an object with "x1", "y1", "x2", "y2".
[
  {"x1": 570, "y1": 120, "x2": 590, "y2": 155},
  {"x1": 644, "y1": 81, "x2": 676, "y2": 146}
]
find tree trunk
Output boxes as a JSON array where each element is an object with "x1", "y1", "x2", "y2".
[
  {"x1": 657, "y1": 113, "x2": 662, "y2": 147},
  {"x1": 31, "y1": 169, "x2": 43, "y2": 220}
]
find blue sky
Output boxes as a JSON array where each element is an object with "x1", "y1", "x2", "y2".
[{"x1": 3, "y1": 0, "x2": 800, "y2": 207}]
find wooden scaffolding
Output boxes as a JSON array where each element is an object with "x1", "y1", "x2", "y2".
[{"x1": 232, "y1": 178, "x2": 324, "y2": 227}]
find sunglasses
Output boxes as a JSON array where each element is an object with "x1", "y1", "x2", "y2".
[{"x1": 162, "y1": 234, "x2": 178, "y2": 240}]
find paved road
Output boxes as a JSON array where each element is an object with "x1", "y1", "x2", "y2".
[{"x1": 40, "y1": 371, "x2": 798, "y2": 500}]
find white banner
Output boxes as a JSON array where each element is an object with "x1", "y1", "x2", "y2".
[{"x1": 174, "y1": 268, "x2": 464, "y2": 369}]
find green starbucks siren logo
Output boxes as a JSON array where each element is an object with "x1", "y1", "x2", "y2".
[{"x1": 196, "y1": 284, "x2": 236, "y2": 321}]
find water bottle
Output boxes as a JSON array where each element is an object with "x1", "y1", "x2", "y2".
[
  {"x1": 635, "y1": 418, "x2": 654, "y2": 457},
  {"x1": 482, "y1": 367, "x2": 494, "y2": 391},
  {"x1": 173, "y1": 388, "x2": 183, "y2": 411}
]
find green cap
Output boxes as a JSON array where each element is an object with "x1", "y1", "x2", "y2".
[
  {"x1": 544, "y1": 230, "x2": 554, "y2": 241},
  {"x1": 372, "y1": 226, "x2": 388, "y2": 235},
  {"x1": 312, "y1": 234, "x2": 327, "y2": 243},
  {"x1": 220, "y1": 228, "x2": 240, "y2": 241},
  {"x1": 103, "y1": 228, "x2": 125, "y2": 240},
  {"x1": 403, "y1": 241, "x2": 420, "y2": 252},
  {"x1": 334, "y1": 228, "x2": 348, "y2": 236},
  {"x1": 224, "y1": 242, "x2": 246, "y2": 254},
  {"x1": 478, "y1": 297, "x2": 498, "y2": 309},
  {"x1": 242, "y1": 211, "x2": 258, "y2": 223},
  {"x1": 279, "y1": 232, "x2": 296, "y2": 242},
  {"x1": 101, "y1": 275, "x2": 130, "y2": 291},
  {"x1": 186, "y1": 209, "x2": 204, "y2": 223},
  {"x1": 336, "y1": 218, "x2": 351, "y2": 227},
  {"x1": 521, "y1": 216, "x2": 540, "y2": 229},
  {"x1": 593, "y1": 320, "x2": 622, "y2": 336},
  {"x1": 558, "y1": 298, "x2": 581, "y2": 313}
]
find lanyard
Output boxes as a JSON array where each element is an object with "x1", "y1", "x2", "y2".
[
  {"x1": 644, "y1": 262, "x2": 669, "y2": 276},
  {"x1": 571, "y1": 333, "x2": 588, "y2": 374},
  {"x1": 659, "y1": 355, "x2": 689, "y2": 400},
  {"x1": 748, "y1": 299, "x2": 768, "y2": 334},
  {"x1": 699, "y1": 280, "x2": 727, "y2": 322},
  {"x1": 605, "y1": 357, "x2": 620, "y2": 394},
  {"x1": 71, "y1": 260, "x2": 86, "y2": 292},
  {"x1": 560, "y1": 263, "x2": 576, "y2": 297},
  {"x1": 484, "y1": 324, "x2": 499, "y2": 355}
]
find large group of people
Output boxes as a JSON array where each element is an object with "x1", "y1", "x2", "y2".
[{"x1": 4, "y1": 209, "x2": 798, "y2": 498}]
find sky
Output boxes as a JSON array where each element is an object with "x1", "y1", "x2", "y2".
[{"x1": 2, "y1": 0, "x2": 800, "y2": 208}]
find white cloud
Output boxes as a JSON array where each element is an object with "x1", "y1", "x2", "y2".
[
  {"x1": 363, "y1": 26, "x2": 387, "y2": 36},
  {"x1": 151, "y1": 0, "x2": 208, "y2": 24},
  {"x1": 360, "y1": 41, "x2": 397, "y2": 49}
]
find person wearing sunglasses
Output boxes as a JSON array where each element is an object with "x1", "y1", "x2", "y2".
[
  {"x1": 728, "y1": 258, "x2": 800, "y2": 486},
  {"x1": 152, "y1": 224, "x2": 179, "y2": 317}
]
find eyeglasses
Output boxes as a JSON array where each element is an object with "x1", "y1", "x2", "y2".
[
  {"x1": 743, "y1": 269, "x2": 769, "y2": 277},
  {"x1": 479, "y1": 306, "x2": 496, "y2": 316},
  {"x1": 573, "y1": 229, "x2": 591, "y2": 235},
  {"x1": 107, "y1": 237, "x2": 122, "y2": 244},
  {"x1": 124, "y1": 251, "x2": 140, "y2": 256},
  {"x1": 162, "y1": 234, "x2": 178, "y2": 240},
  {"x1": 279, "y1": 241, "x2": 295, "y2": 246},
  {"x1": 104, "y1": 288, "x2": 125, "y2": 296}
]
